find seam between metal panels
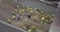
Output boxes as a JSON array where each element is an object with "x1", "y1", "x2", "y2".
[{"x1": 0, "y1": 20, "x2": 27, "y2": 32}]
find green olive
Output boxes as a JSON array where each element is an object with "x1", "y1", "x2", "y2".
[
  {"x1": 7, "y1": 19, "x2": 11, "y2": 24},
  {"x1": 12, "y1": 15, "x2": 16, "y2": 18},
  {"x1": 41, "y1": 17, "x2": 45, "y2": 20},
  {"x1": 28, "y1": 29, "x2": 32, "y2": 32}
]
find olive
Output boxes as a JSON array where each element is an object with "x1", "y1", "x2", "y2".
[
  {"x1": 27, "y1": 15, "x2": 31, "y2": 18},
  {"x1": 16, "y1": 18, "x2": 20, "y2": 21},
  {"x1": 7, "y1": 19, "x2": 11, "y2": 24},
  {"x1": 37, "y1": 9, "x2": 40, "y2": 11},
  {"x1": 12, "y1": 13, "x2": 16, "y2": 15},
  {"x1": 7, "y1": 22, "x2": 11, "y2": 24}
]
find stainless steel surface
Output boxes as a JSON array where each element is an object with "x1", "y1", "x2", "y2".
[
  {"x1": 32, "y1": 0, "x2": 58, "y2": 7},
  {"x1": 49, "y1": 2, "x2": 60, "y2": 32},
  {"x1": 16, "y1": 0, "x2": 57, "y2": 14},
  {"x1": 49, "y1": 14, "x2": 60, "y2": 32},
  {"x1": 0, "y1": 20, "x2": 24, "y2": 32}
]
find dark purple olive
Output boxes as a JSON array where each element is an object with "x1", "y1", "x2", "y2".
[{"x1": 27, "y1": 15, "x2": 31, "y2": 18}]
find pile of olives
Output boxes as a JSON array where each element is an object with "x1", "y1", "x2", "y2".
[{"x1": 7, "y1": 5, "x2": 55, "y2": 32}]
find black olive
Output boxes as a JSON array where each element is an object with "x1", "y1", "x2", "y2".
[
  {"x1": 12, "y1": 13, "x2": 16, "y2": 15},
  {"x1": 26, "y1": 26, "x2": 30, "y2": 30},
  {"x1": 27, "y1": 15, "x2": 31, "y2": 18},
  {"x1": 17, "y1": 18, "x2": 20, "y2": 21},
  {"x1": 37, "y1": 9, "x2": 40, "y2": 11}
]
